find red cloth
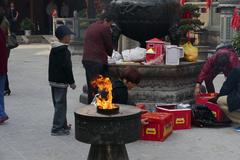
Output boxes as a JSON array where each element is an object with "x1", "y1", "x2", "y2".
[
  {"x1": 231, "y1": 8, "x2": 240, "y2": 30},
  {"x1": 0, "y1": 28, "x2": 8, "y2": 75},
  {"x1": 82, "y1": 20, "x2": 113, "y2": 64},
  {"x1": 51, "y1": 9, "x2": 57, "y2": 17},
  {"x1": 206, "y1": 0, "x2": 212, "y2": 8},
  {"x1": 197, "y1": 48, "x2": 240, "y2": 85}
]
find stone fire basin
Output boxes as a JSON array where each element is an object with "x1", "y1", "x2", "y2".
[
  {"x1": 75, "y1": 104, "x2": 141, "y2": 144},
  {"x1": 109, "y1": 61, "x2": 204, "y2": 106},
  {"x1": 75, "y1": 104, "x2": 141, "y2": 160}
]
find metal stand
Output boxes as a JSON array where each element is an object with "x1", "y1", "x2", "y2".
[{"x1": 87, "y1": 144, "x2": 129, "y2": 160}]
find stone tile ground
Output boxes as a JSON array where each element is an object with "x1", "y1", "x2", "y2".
[{"x1": 0, "y1": 44, "x2": 239, "y2": 160}]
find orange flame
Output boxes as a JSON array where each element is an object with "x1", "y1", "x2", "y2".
[{"x1": 91, "y1": 75, "x2": 117, "y2": 109}]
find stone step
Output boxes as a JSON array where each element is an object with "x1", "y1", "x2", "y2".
[
  {"x1": 42, "y1": 35, "x2": 58, "y2": 43},
  {"x1": 16, "y1": 35, "x2": 49, "y2": 44}
]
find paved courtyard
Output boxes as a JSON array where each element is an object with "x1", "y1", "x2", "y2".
[{"x1": 0, "y1": 44, "x2": 240, "y2": 160}]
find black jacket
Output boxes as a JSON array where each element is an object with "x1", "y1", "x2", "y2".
[
  {"x1": 219, "y1": 67, "x2": 240, "y2": 112},
  {"x1": 112, "y1": 80, "x2": 128, "y2": 104},
  {"x1": 48, "y1": 42, "x2": 75, "y2": 87}
]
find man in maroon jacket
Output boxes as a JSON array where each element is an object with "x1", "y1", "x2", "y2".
[
  {"x1": 0, "y1": 14, "x2": 9, "y2": 124},
  {"x1": 82, "y1": 13, "x2": 114, "y2": 104},
  {"x1": 194, "y1": 44, "x2": 240, "y2": 96}
]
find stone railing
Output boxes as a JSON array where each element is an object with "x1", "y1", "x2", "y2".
[
  {"x1": 52, "y1": 17, "x2": 75, "y2": 37},
  {"x1": 52, "y1": 11, "x2": 96, "y2": 41},
  {"x1": 52, "y1": 11, "x2": 96, "y2": 55}
]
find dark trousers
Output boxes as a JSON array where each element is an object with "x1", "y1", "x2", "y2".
[
  {"x1": 10, "y1": 21, "x2": 17, "y2": 34},
  {"x1": 82, "y1": 60, "x2": 108, "y2": 104},
  {"x1": 51, "y1": 87, "x2": 68, "y2": 133},
  {"x1": 205, "y1": 78, "x2": 215, "y2": 93},
  {"x1": 4, "y1": 74, "x2": 9, "y2": 91}
]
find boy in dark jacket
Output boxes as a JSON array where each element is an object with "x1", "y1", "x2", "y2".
[{"x1": 48, "y1": 25, "x2": 76, "y2": 136}]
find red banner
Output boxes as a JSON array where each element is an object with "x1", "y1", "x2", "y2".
[
  {"x1": 231, "y1": 8, "x2": 240, "y2": 30},
  {"x1": 206, "y1": 0, "x2": 212, "y2": 8},
  {"x1": 180, "y1": 0, "x2": 186, "y2": 5}
]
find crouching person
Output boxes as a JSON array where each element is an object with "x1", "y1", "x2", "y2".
[
  {"x1": 111, "y1": 66, "x2": 148, "y2": 125},
  {"x1": 48, "y1": 25, "x2": 76, "y2": 136},
  {"x1": 216, "y1": 67, "x2": 240, "y2": 124}
]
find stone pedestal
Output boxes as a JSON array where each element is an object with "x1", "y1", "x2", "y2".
[{"x1": 108, "y1": 61, "x2": 204, "y2": 108}]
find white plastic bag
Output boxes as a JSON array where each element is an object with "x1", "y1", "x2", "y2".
[
  {"x1": 108, "y1": 50, "x2": 123, "y2": 64},
  {"x1": 121, "y1": 47, "x2": 146, "y2": 62}
]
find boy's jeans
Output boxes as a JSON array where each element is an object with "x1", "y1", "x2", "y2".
[
  {"x1": 0, "y1": 75, "x2": 7, "y2": 117},
  {"x1": 51, "y1": 87, "x2": 68, "y2": 133}
]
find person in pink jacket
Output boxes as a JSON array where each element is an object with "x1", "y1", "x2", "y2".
[
  {"x1": 0, "y1": 13, "x2": 9, "y2": 124},
  {"x1": 194, "y1": 43, "x2": 240, "y2": 96}
]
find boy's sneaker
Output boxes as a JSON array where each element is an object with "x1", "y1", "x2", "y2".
[
  {"x1": 0, "y1": 116, "x2": 9, "y2": 124},
  {"x1": 234, "y1": 126, "x2": 240, "y2": 132},
  {"x1": 51, "y1": 129, "x2": 70, "y2": 136}
]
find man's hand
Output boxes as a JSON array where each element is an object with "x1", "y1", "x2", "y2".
[
  {"x1": 208, "y1": 96, "x2": 218, "y2": 104},
  {"x1": 194, "y1": 83, "x2": 201, "y2": 96},
  {"x1": 141, "y1": 118, "x2": 149, "y2": 125},
  {"x1": 70, "y1": 84, "x2": 76, "y2": 90}
]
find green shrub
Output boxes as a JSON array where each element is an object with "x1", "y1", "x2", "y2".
[
  {"x1": 232, "y1": 32, "x2": 240, "y2": 56},
  {"x1": 20, "y1": 18, "x2": 33, "y2": 30}
]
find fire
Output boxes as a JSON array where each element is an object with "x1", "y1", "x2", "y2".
[{"x1": 91, "y1": 75, "x2": 117, "y2": 109}]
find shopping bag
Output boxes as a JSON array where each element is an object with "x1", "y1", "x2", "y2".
[{"x1": 183, "y1": 42, "x2": 198, "y2": 62}]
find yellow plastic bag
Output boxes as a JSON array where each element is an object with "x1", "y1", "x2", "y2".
[{"x1": 183, "y1": 42, "x2": 198, "y2": 62}]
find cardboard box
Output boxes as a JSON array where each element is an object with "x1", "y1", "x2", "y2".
[
  {"x1": 156, "y1": 104, "x2": 191, "y2": 130},
  {"x1": 165, "y1": 45, "x2": 180, "y2": 65},
  {"x1": 141, "y1": 112, "x2": 173, "y2": 141},
  {"x1": 195, "y1": 93, "x2": 218, "y2": 105},
  {"x1": 205, "y1": 102, "x2": 224, "y2": 122}
]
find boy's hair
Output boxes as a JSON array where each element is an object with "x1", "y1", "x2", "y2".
[{"x1": 120, "y1": 66, "x2": 141, "y2": 84}]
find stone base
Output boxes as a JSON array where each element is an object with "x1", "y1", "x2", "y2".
[
  {"x1": 17, "y1": 35, "x2": 49, "y2": 44},
  {"x1": 87, "y1": 144, "x2": 129, "y2": 160},
  {"x1": 80, "y1": 61, "x2": 204, "y2": 110}
]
